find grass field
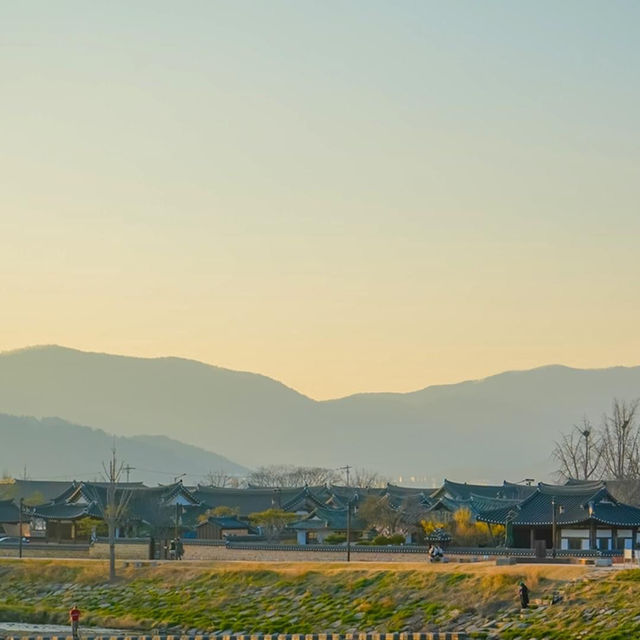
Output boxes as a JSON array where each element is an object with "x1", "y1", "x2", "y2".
[{"x1": 0, "y1": 559, "x2": 637, "y2": 639}]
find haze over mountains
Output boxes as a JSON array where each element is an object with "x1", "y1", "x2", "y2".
[
  {"x1": 1, "y1": 345, "x2": 640, "y2": 483},
  {"x1": 0, "y1": 413, "x2": 249, "y2": 483}
]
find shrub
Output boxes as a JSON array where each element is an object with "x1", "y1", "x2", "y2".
[{"x1": 324, "y1": 533, "x2": 347, "y2": 544}]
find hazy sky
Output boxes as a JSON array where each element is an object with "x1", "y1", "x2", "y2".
[{"x1": 2, "y1": 1, "x2": 639, "y2": 399}]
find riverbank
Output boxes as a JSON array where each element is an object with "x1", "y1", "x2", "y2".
[{"x1": 0, "y1": 559, "x2": 636, "y2": 639}]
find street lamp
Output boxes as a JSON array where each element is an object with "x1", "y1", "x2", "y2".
[
  {"x1": 505, "y1": 509, "x2": 517, "y2": 553},
  {"x1": 581, "y1": 428, "x2": 591, "y2": 479},
  {"x1": 18, "y1": 498, "x2": 24, "y2": 559},
  {"x1": 346, "y1": 500, "x2": 351, "y2": 562},
  {"x1": 551, "y1": 497, "x2": 564, "y2": 558},
  {"x1": 346, "y1": 493, "x2": 357, "y2": 562}
]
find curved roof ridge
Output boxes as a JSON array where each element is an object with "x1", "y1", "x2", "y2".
[
  {"x1": 469, "y1": 492, "x2": 520, "y2": 503},
  {"x1": 538, "y1": 481, "x2": 605, "y2": 495}
]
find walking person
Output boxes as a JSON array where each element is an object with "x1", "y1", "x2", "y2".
[
  {"x1": 176, "y1": 537, "x2": 184, "y2": 561},
  {"x1": 518, "y1": 581, "x2": 530, "y2": 609},
  {"x1": 69, "y1": 603, "x2": 81, "y2": 640}
]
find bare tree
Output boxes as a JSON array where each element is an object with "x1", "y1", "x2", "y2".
[
  {"x1": 350, "y1": 468, "x2": 388, "y2": 489},
  {"x1": 357, "y1": 495, "x2": 401, "y2": 535},
  {"x1": 601, "y1": 399, "x2": 640, "y2": 480},
  {"x1": 553, "y1": 417, "x2": 602, "y2": 481},
  {"x1": 291, "y1": 466, "x2": 340, "y2": 486},
  {"x1": 248, "y1": 465, "x2": 340, "y2": 487},
  {"x1": 204, "y1": 470, "x2": 237, "y2": 487},
  {"x1": 85, "y1": 448, "x2": 133, "y2": 581}
]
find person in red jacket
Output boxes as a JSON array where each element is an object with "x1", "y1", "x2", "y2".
[{"x1": 69, "y1": 604, "x2": 81, "y2": 639}]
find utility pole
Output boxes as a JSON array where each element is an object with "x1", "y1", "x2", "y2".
[
  {"x1": 18, "y1": 497, "x2": 24, "y2": 559},
  {"x1": 175, "y1": 503, "x2": 181, "y2": 542},
  {"x1": 551, "y1": 497, "x2": 564, "y2": 558},
  {"x1": 346, "y1": 498, "x2": 352, "y2": 562},
  {"x1": 338, "y1": 465, "x2": 351, "y2": 486},
  {"x1": 123, "y1": 465, "x2": 135, "y2": 483}
]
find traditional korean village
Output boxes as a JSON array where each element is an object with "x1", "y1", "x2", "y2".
[
  {"x1": 3, "y1": 1, "x2": 640, "y2": 639},
  {"x1": 4, "y1": 475, "x2": 640, "y2": 558}
]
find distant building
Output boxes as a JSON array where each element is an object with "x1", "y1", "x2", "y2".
[
  {"x1": 477, "y1": 481, "x2": 640, "y2": 551},
  {"x1": 196, "y1": 516, "x2": 250, "y2": 540}
]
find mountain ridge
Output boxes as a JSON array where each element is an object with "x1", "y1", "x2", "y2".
[
  {"x1": 1, "y1": 345, "x2": 639, "y2": 482},
  {"x1": 7, "y1": 344, "x2": 637, "y2": 402},
  {"x1": 0, "y1": 412, "x2": 250, "y2": 483}
]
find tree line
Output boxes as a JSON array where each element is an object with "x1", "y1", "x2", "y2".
[{"x1": 553, "y1": 398, "x2": 640, "y2": 500}]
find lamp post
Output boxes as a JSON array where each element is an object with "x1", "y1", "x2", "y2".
[
  {"x1": 551, "y1": 498, "x2": 564, "y2": 558},
  {"x1": 346, "y1": 497, "x2": 352, "y2": 562},
  {"x1": 581, "y1": 428, "x2": 591, "y2": 479},
  {"x1": 175, "y1": 503, "x2": 181, "y2": 542},
  {"x1": 551, "y1": 497, "x2": 557, "y2": 558},
  {"x1": 18, "y1": 498, "x2": 24, "y2": 559}
]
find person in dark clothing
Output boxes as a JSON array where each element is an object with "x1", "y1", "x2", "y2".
[{"x1": 518, "y1": 581, "x2": 530, "y2": 608}]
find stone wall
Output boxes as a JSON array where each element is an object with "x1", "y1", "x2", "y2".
[
  {"x1": 0, "y1": 541, "x2": 496, "y2": 563},
  {"x1": 89, "y1": 541, "x2": 150, "y2": 560},
  {"x1": 183, "y1": 544, "x2": 431, "y2": 563},
  {"x1": 0, "y1": 544, "x2": 88, "y2": 559}
]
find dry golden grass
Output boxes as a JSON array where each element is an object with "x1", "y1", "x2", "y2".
[{"x1": 1, "y1": 556, "x2": 591, "y2": 584}]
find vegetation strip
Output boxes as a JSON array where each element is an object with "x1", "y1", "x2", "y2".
[
  {"x1": 1, "y1": 634, "x2": 467, "y2": 640},
  {"x1": 8, "y1": 559, "x2": 640, "y2": 639}
]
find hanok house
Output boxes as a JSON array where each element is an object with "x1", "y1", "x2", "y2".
[
  {"x1": 196, "y1": 515, "x2": 250, "y2": 540},
  {"x1": 289, "y1": 505, "x2": 365, "y2": 545},
  {"x1": 0, "y1": 499, "x2": 23, "y2": 537},
  {"x1": 192, "y1": 485, "x2": 329, "y2": 519},
  {"x1": 32, "y1": 480, "x2": 200, "y2": 541},
  {"x1": 476, "y1": 481, "x2": 640, "y2": 552}
]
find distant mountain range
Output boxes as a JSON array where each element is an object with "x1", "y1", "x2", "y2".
[
  {"x1": 1, "y1": 345, "x2": 639, "y2": 483},
  {"x1": 0, "y1": 413, "x2": 249, "y2": 483}
]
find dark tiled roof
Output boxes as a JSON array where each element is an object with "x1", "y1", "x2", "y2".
[
  {"x1": 281, "y1": 486, "x2": 333, "y2": 512},
  {"x1": 289, "y1": 505, "x2": 365, "y2": 531},
  {"x1": 433, "y1": 479, "x2": 506, "y2": 501},
  {"x1": 477, "y1": 482, "x2": 640, "y2": 527},
  {"x1": 40, "y1": 481, "x2": 201, "y2": 526},
  {"x1": 197, "y1": 516, "x2": 248, "y2": 530},
  {"x1": 2, "y1": 480, "x2": 77, "y2": 504},
  {"x1": 468, "y1": 494, "x2": 522, "y2": 515},
  {"x1": 0, "y1": 499, "x2": 20, "y2": 523},
  {"x1": 34, "y1": 502, "x2": 100, "y2": 521},
  {"x1": 501, "y1": 481, "x2": 538, "y2": 500},
  {"x1": 193, "y1": 486, "x2": 303, "y2": 515},
  {"x1": 431, "y1": 479, "x2": 536, "y2": 502},
  {"x1": 386, "y1": 483, "x2": 435, "y2": 497}
]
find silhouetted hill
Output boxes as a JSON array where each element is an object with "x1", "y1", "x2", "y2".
[
  {"x1": 0, "y1": 413, "x2": 249, "y2": 483},
  {"x1": 1, "y1": 346, "x2": 639, "y2": 482}
]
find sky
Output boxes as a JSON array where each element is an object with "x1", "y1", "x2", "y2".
[{"x1": 2, "y1": 1, "x2": 639, "y2": 400}]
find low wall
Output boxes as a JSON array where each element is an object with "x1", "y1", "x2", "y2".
[
  {"x1": 0, "y1": 543, "x2": 89, "y2": 559},
  {"x1": 183, "y1": 545, "x2": 430, "y2": 563},
  {"x1": 1, "y1": 540, "x2": 622, "y2": 563},
  {"x1": 89, "y1": 541, "x2": 149, "y2": 560}
]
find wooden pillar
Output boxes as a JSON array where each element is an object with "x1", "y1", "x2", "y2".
[
  {"x1": 633, "y1": 527, "x2": 638, "y2": 558},
  {"x1": 589, "y1": 521, "x2": 597, "y2": 550},
  {"x1": 530, "y1": 527, "x2": 535, "y2": 549},
  {"x1": 612, "y1": 526, "x2": 618, "y2": 552}
]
